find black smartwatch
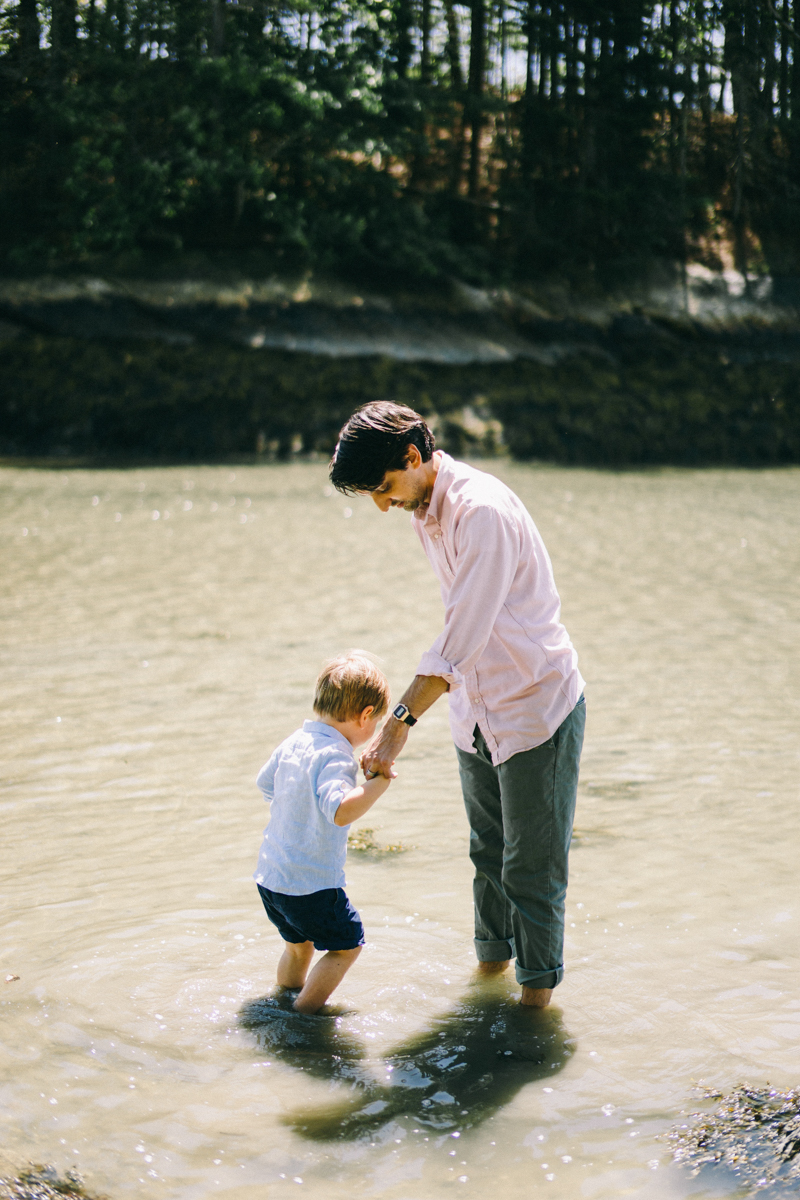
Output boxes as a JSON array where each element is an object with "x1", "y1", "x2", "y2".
[{"x1": 392, "y1": 703, "x2": 417, "y2": 727}]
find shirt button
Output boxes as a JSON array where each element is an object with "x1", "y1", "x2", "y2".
[{"x1": 433, "y1": 533, "x2": 441, "y2": 539}]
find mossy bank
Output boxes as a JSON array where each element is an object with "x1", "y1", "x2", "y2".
[{"x1": 2, "y1": 332, "x2": 799, "y2": 466}]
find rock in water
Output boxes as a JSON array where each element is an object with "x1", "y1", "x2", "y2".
[
  {"x1": 670, "y1": 1084, "x2": 800, "y2": 1195},
  {"x1": 0, "y1": 1165, "x2": 101, "y2": 1200}
]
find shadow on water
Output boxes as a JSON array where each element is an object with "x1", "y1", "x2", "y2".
[
  {"x1": 239, "y1": 979, "x2": 575, "y2": 1142},
  {"x1": 239, "y1": 988, "x2": 373, "y2": 1089}
]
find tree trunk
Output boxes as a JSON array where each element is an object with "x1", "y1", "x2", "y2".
[
  {"x1": 520, "y1": 0, "x2": 539, "y2": 229},
  {"x1": 445, "y1": 0, "x2": 466, "y2": 192},
  {"x1": 209, "y1": 0, "x2": 225, "y2": 55},
  {"x1": 698, "y1": 42, "x2": 714, "y2": 181},
  {"x1": 394, "y1": 0, "x2": 414, "y2": 77},
  {"x1": 732, "y1": 87, "x2": 750, "y2": 293},
  {"x1": 421, "y1": 0, "x2": 432, "y2": 83},
  {"x1": 18, "y1": 0, "x2": 41, "y2": 61},
  {"x1": 539, "y1": 3, "x2": 551, "y2": 99},
  {"x1": 467, "y1": 0, "x2": 486, "y2": 199},
  {"x1": 51, "y1": 0, "x2": 78, "y2": 54},
  {"x1": 444, "y1": 0, "x2": 464, "y2": 89},
  {"x1": 778, "y1": 0, "x2": 789, "y2": 119}
]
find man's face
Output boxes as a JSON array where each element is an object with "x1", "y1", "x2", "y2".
[
  {"x1": 368, "y1": 446, "x2": 433, "y2": 513},
  {"x1": 370, "y1": 465, "x2": 429, "y2": 513}
]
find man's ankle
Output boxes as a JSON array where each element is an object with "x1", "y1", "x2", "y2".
[
  {"x1": 475, "y1": 959, "x2": 511, "y2": 976},
  {"x1": 520, "y1": 985, "x2": 552, "y2": 1007}
]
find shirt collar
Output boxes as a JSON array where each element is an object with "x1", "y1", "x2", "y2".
[
  {"x1": 414, "y1": 450, "x2": 452, "y2": 531},
  {"x1": 303, "y1": 719, "x2": 353, "y2": 750}
]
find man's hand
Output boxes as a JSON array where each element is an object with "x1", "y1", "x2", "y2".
[
  {"x1": 361, "y1": 718, "x2": 407, "y2": 780},
  {"x1": 360, "y1": 674, "x2": 450, "y2": 779}
]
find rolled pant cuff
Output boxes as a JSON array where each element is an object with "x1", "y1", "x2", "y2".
[
  {"x1": 515, "y1": 964, "x2": 563, "y2": 989},
  {"x1": 474, "y1": 937, "x2": 515, "y2": 963}
]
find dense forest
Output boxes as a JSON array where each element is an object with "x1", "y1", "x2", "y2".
[{"x1": 1, "y1": 0, "x2": 799, "y2": 290}]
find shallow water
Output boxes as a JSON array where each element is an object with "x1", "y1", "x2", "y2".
[{"x1": 1, "y1": 459, "x2": 799, "y2": 1200}]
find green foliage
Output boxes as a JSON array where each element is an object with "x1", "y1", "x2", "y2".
[{"x1": 1, "y1": 0, "x2": 798, "y2": 281}]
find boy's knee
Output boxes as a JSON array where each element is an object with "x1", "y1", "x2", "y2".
[
  {"x1": 285, "y1": 939, "x2": 314, "y2": 957},
  {"x1": 335, "y1": 945, "x2": 362, "y2": 960}
]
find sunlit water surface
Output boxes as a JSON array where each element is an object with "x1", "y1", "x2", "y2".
[{"x1": 1, "y1": 460, "x2": 799, "y2": 1200}]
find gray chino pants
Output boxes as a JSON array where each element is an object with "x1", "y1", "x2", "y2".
[{"x1": 455, "y1": 696, "x2": 585, "y2": 989}]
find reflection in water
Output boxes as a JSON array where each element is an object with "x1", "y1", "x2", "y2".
[{"x1": 239, "y1": 979, "x2": 574, "y2": 1141}]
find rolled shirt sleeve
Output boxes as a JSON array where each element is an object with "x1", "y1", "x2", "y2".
[
  {"x1": 416, "y1": 505, "x2": 520, "y2": 688},
  {"x1": 315, "y1": 750, "x2": 358, "y2": 825},
  {"x1": 416, "y1": 647, "x2": 463, "y2": 686},
  {"x1": 256, "y1": 750, "x2": 279, "y2": 801}
]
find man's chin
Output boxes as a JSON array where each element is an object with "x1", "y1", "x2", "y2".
[{"x1": 402, "y1": 500, "x2": 421, "y2": 512}]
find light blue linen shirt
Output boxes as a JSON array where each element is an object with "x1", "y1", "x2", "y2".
[{"x1": 253, "y1": 719, "x2": 357, "y2": 895}]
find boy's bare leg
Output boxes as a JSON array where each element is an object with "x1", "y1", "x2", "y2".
[
  {"x1": 277, "y1": 940, "x2": 315, "y2": 989},
  {"x1": 293, "y1": 946, "x2": 362, "y2": 1014}
]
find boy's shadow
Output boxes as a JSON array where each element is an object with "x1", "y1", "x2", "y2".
[
  {"x1": 239, "y1": 989, "x2": 373, "y2": 1089},
  {"x1": 239, "y1": 978, "x2": 575, "y2": 1141}
]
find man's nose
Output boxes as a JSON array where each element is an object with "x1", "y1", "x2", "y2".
[{"x1": 371, "y1": 492, "x2": 391, "y2": 512}]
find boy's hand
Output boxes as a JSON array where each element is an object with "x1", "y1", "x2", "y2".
[
  {"x1": 361, "y1": 719, "x2": 408, "y2": 779},
  {"x1": 335, "y1": 765, "x2": 396, "y2": 825}
]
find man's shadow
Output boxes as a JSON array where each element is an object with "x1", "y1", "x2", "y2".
[{"x1": 239, "y1": 978, "x2": 575, "y2": 1141}]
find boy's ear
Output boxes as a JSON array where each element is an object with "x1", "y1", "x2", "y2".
[{"x1": 360, "y1": 705, "x2": 375, "y2": 725}]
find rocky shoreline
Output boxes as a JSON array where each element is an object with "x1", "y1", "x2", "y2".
[{"x1": 2, "y1": 271, "x2": 799, "y2": 465}]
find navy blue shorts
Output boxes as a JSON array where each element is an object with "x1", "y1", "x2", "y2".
[{"x1": 256, "y1": 884, "x2": 365, "y2": 951}]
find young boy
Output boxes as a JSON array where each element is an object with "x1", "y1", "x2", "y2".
[{"x1": 254, "y1": 652, "x2": 395, "y2": 1014}]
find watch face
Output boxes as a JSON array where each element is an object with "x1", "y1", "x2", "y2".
[{"x1": 393, "y1": 704, "x2": 415, "y2": 726}]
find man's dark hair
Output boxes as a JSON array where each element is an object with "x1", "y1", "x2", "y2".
[{"x1": 329, "y1": 402, "x2": 435, "y2": 494}]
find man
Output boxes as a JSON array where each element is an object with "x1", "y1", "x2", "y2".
[{"x1": 330, "y1": 402, "x2": 585, "y2": 1008}]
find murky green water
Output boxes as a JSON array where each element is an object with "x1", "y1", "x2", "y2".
[{"x1": 1, "y1": 460, "x2": 799, "y2": 1200}]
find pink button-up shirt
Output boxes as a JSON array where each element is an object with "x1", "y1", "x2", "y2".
[{"x1": 414, "y1": 453, "x2": 584, "y2": 764}]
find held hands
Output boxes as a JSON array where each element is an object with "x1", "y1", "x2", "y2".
[
  {"x1": 363, "y1": 765, "x2": 399, "y2": 781},
  {"x1": 359, "y1": 675, "x2": 447, "y2": 779},
  {"x1": 360, "y1": 717, "x2": 409, "y2": 780}
]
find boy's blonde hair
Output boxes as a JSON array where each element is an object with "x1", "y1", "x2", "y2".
[{"x1": 313, "y1": 652, "x2": 391, "y2": 723}]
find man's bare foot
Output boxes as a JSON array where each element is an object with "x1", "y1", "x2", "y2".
[
  {"x1": 475, "y1": 960, "x2": 511, "y2": 977},
  {"x1": 520, "y1": 986, "x2": 552, "y2": 1007}
]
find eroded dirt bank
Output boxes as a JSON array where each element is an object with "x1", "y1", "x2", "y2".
[{"x1": 2, "y1": 271, "x2": 798, "y2": 464}]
